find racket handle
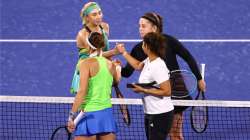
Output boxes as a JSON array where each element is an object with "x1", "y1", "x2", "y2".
[
  {"x1": 201, "y1": 63, "x2": 206, "y2": 79},
  {"x1": 74, "y1": 111, "x2": 85, "y2": 125}
]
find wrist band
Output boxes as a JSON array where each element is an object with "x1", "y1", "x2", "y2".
[
  {"x1": 68, "y1": 111, "x2": 77, "y2": 121},
  {"x1": 116, "y1": 65, "x2": 121, "y2": 72}
]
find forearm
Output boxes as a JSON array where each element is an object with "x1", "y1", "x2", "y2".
[
  {"x1": 122, "y1": 52, "x2": 142, "y2": 70},
  {"x1": 114, "y1": 65, "x2": 121, "y2": 84},
  {"x1": 71, "y1": 90, "x2": 85, "y2": 113},
  {"x1": 143, "y1": 88, "x2": 171, "y2": 97},
  {"x1": 185, "y1": 58, "x2": 202, "y2": 80},
  {"x1": 102, "y1": 49, "x2": 118, "y2": 58}
]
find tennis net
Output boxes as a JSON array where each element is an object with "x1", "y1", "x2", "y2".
[{"x1": 0, "y1": 95, "x2": 250, "y2": 140}]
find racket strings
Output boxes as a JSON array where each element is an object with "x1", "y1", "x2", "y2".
[
  {"x1": 191, "y1": 106, "x2": 208, "y2": 132},
  {"x1": 51, "y1": 127, "x2": 71, "y2": 140},
  {"x1": 170, "y1": 72, "x2": 197, "y2": 95}
]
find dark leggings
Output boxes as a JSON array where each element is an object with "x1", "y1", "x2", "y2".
[{"x1": 144, "y1": 111, "x2": 174, "y2": 140}]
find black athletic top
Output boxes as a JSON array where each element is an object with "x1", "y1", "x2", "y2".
[{"x1": 121, "y1": 34, "x2": 202, "y2": 81}]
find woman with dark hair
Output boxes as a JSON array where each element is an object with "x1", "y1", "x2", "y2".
[
  {"x1": 117, "y1": 32, "x2": 174, "y2": 140},
  {"x1": 68, "y1": 32, "x2": 120, "y2": 140},
  {"x1": 117, "y1": 12, "x2": 206, "y2": 140}
]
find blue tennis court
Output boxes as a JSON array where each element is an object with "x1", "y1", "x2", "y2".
[{"x1": 1, "y1": 0, "x2": 250, "y2": 139}]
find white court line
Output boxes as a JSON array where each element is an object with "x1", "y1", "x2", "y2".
[
  {"x1": 1, "y1": 39, "x2": 250, "y2": 43},
  {"x1": 1, "y1": 95, "x2": 250, "y2": 107}
]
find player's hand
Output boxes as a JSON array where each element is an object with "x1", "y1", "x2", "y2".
[
  {"x1": 131, "y1": 84, "x2": 145, "y2": 93},
  {"x1": 115, "y1": 43, "x2": 126, "y2": 54},
  {"x1": 198, "y1": 79, "x2": 206, "y2": 92},
  {"x1": 67, "y1": 119, "x2": 75, "y2": 133},
  {"x1": 112, "y1": 46, "x2": 120, "y2": 55}
]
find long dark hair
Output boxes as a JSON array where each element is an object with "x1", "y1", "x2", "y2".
[{"x1": 143, "y1": 32, "x2": 166, "y2": 59}]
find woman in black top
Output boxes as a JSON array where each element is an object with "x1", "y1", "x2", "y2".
[{"x1": 119, "y1": 12, "x2": 206, "y2": 140}]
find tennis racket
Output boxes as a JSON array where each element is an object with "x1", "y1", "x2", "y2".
[
  {"x1": 127, "y1": 70, "x2": 197, "y2": 98},
  {"x1": 190, "y1": 63, "x2": 208, "y2": 133},
  {"x1": 50, "y1": 111, "x2": 85, "y2": 140},
  {"x1": 50, "y1": 126, "x2": 72, "y2": 140},
  {"x1": 113, "y1": 83, "x2": 131, "y2": 126}
]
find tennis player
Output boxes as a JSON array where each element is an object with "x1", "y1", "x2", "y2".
[
  {"x1": 68, "y1": 32, "x2": 120, "y2": 140},
  {"x1": 70, "y1": 2, "x2": 119, "y2": 95},
  {"x1": 117, "y1": 32, "x2": 174, "y2": 140},
  {"x1": 118, "y1": 12, "x2": 206, "y2": 140}
]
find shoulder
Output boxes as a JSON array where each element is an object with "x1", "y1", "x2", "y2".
[
  {"x1": 162, "y1": 33, "x2": 173, "y2": 39},
  {"x1": 162, "y1": 33, "x2": 180, "y2": 42},
  {"x1": 154, "y1": 57, "x2": 165, "y2": 64},
  {"x1": 78, "y1": 57, "x2": 96, "y2": 69},
  {"x1": 153, "y1": 58, "x2": 168, "y2": 70},
  {"x1": 76, "y1": 29, "x2": 90, "y2": 48},
  {"x1": 132, "y1": 42, "x2": 143, "y2": 51},
  {"x1": 77, "y1": 28, "x2": 88, "y2": 38},
  {"x1": 77, "y1": 28, "x2": 89, "y2": 42},
  {"x1": 104, "y1": 58, "x2": 116, "y2": 74},
  {"x1": 151, "y1": 58, "x2": 170, "y2": 80},
  {"x1": 135, "y1": 41, "x2": 143, "y2": 47}
]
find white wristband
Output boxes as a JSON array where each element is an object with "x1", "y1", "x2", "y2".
[{"x1": 116, "y1": 65, "x2": 121, "y2": 72}]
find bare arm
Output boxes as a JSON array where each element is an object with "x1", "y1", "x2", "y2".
[
  {"x1": 103, "y1": 49, "x2": 120, "y2": 58},
  {"x1": 116, "y1": 43, "x2": 144, "y2": 70},
  {"x1": 76, "y1": 30, "x2": 89, "y2": 49},
  {"x1": 100, "y1": 23, "x2": 121, "y2": 58},
  {"x1": 123, "y1": 51, "x2": 144, "y2": 70},
  {"x1": 132, "y1": 80, "x2": 171, "y2": 96},
  {"x1": 109, "y1": 60, "x2": 121, "y2": 84},
  {"x1": 67, "y1": 60, "x2": 89, "y2": 132}
]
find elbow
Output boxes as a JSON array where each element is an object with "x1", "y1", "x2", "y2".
[
  {"x1": 134, "y1": 64, "x2": 143, "y2": 70},
  {"x1": 162, "y1": 88, "x2": 171, "y2": 96},
  {"x1": 74, "y1": 94, "x2": 84, "y2": 105}
]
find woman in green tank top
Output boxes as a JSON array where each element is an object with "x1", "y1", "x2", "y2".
[
  {"x1": 70, "y1": 2, "x2": 120, "y2": 94},
  {"x1": 68, "y1": 32, "x2": 121, "y2": 140}
]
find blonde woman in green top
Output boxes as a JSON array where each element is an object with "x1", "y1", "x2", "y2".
[
  {"x1": 70, "y1": 2, "x2": 119, "y2": 95},
  {"x1": 68, "y1": 32, "x2": 121, "y2": 140}
]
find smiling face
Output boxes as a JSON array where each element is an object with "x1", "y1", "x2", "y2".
[{"x1": 139, "y1": 18, "x2": 157, "y2": 38}]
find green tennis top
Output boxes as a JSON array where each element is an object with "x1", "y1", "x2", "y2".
[{"x1": 80, "y1": 57, "x2": 113, "y2": 112}]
